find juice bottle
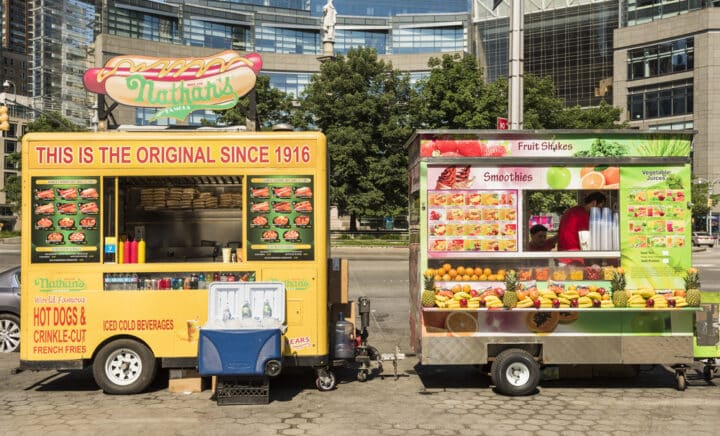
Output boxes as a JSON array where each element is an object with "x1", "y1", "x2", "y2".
[
  {"x1": 138, "y1": 238, "x2": 146, "y2": 263},
  {"x1": 129, "y1": 239, "x2": 138, "y2": 263}
]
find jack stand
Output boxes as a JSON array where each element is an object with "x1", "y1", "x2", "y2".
[{"x1": 353, "y1": 296, "x2": 405, "y2": 381}]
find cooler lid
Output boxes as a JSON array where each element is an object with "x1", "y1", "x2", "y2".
[{"x1": 206, "y1": 281, "x2": 285, "y2": 329}]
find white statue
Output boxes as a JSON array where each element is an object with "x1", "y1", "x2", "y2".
[{"x1": 322, "y1": 0, "x2": 337, "y2": 42}]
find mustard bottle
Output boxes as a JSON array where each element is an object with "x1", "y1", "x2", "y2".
[
  {"x1": 138, "y1": 238, "x2": 146, "y2": 263},
  {"x1": 117, "y1": 236, "x2": 125, "y2": 264}
]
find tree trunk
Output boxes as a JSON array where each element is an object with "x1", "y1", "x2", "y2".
[{"x1": 349, "y1": 213, "x2": 358, "y2": 232}]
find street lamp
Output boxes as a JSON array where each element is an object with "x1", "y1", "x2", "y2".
[{"x1": 2, "y1": 80, "x2": 15, "y2": 99}]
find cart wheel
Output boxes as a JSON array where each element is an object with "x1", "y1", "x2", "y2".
[
  {"x1": 703, "y1": 365, "x2": 714, "y2": 382},
  {"x1": 92, "y1": 339, "x2": 157, "y2": 395},
  {"x1": 491, "y1": 349, "x2": 540, "y2": 396},
  {"x1": 676, "y1": 370, "x2": 687, "y2": 391},
  {"x1": 315, "y1": 369, "x2": 336, "y2": 391},
  {"x1": 357, "y1": 370, "x2": 368, "y2": 382}
]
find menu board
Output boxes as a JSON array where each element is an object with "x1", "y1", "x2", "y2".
[
  {"x1": 246, "y1": 175, "x2": 314, "y2": 261},
  {"x1": 619, "y1": 166, "x2": 691, "y2": 290},
  {"x1": 31, "y1": 177, "x2": 101, "y2": 263},
  {"x1": 427, "y1": 189, "x2": 518, "y2": 258}
]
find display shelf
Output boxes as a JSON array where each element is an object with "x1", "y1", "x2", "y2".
[
  {"x1": 428, "y1": 250, "x2": 620, "y2": 260},
  {"x1": 422, "y1": 307, "x2": 700, "y2": 312}
]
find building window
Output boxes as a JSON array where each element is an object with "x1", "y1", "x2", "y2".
[
  {"x1": 393, "y1": 26, "x2": 465, "y2": 54},
  {"x1": 336, "y1": 29, "x2": 388, "y2": 55},
  {"x1": 627, "y1": 80, "x2": 693, "y2": 120},
  {"x1": 627, "y1": 37, "x2": 693, "y2": 80},
  {"x1": 626, "y1": 0, "x2": 705, "y2": 26},
  {"x1": 264, "y1": 72, "x2": 312, "y2": 98},
  {"x1": 187, "y1": 110, "x2": 219, "y2": 126},
  {"x1": 184, "y1": 19, "x2": 250, "y2": 51},
  {"x1": 4, "y1": 141, "x2": 17, "y2": 154},
  {"x1": 255, "y1": 27, "x2": 320, "y2": 54},
  {"x1": 108, "y1": 8, "x2": 179, "y2": 43},
  {"x1": 649, "y1": 121, "x2": 693, "y2": 130}
]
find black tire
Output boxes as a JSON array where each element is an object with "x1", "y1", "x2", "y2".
[
  {"x1": 357, "y1": 370, "x2": 368, "y2": 382},
  {"x1": 676, "y1": 371, "x2": 687, "y2": 391},
  {"x1": 0, "y1": 313, "x2": 20, "y2": 353},
  {"x1": 491, "y1": 349, "x2": 540, "y2": 396},
  {"x1": 315, "y1": 369, "x2": 336, "y2": 391},
  {"x1": 703, "y1": 365, "x2": 713, "y2": 381},
  {"x1": 93, "y1": 339, "x2": 157, "y2": 395}
]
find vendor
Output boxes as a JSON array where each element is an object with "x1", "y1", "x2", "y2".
[
  {"x1": 557, "y1": 191, "x2": 606, "y2": 265},
  {"x1": 528, "y1": 224, "x2": 556, "y2": 251}
]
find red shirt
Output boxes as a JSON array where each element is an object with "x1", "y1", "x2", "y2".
[{"x1": 557, "y1": 206, "x2": 589, "y2": 265}]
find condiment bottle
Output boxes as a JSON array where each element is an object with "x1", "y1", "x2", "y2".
[
  {"x1": 118, "y1": 236, "x2": 125, "y2": 264},
  {"x1": 129, "y1": 239, "x2": 138, "y2": 264},
  {"x1": 138, "y1": 238, "x2": 146, "y2": 263},
  {"x1": 123, "y1": 239, "x2": 131, "y2": 264}
]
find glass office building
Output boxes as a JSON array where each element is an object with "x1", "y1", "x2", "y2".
[{"x1": 475, "y1": 0, "x2": 618, "y2": 107}]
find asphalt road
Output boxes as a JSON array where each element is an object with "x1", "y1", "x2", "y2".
[{"x1": 2, "y1": 245, "x2": 720, "y2": 435}]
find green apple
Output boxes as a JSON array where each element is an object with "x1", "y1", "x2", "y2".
[{"x1": 546, "y1": 167, "x2": 571, "y2": 189}]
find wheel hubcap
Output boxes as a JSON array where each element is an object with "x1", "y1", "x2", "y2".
[
  {"x1": 105, "y1": 348, "x2": 142, "y2": 386},
  {"x1": 0, "y1": 319, "x2": 20, "y2": 353},
  {"x1": 505, "y1": 362, "x2": 530, "y2": 386}
]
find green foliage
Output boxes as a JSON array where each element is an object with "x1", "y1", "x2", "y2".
[
  {"x1": 215, "y1": 75, "x2": 303, "y2": 130},
  {"x1": 526, "y1": 191, "x2": 576, "y2": 216},
  {"x1": 2, "y1": 112, "x2": 84, "y2": 215},
  {"x1": 302, "y1": 47, "x2": 414, "y2": 223},
  {"x1": 574, "y1": 138, "x2": 628, "y2": 157},
  {"x1": 691, "y1": 178, "x2": 717, "y2": 218}
]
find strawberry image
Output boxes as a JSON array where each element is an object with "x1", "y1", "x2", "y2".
[
  {"x1": 458, "y1": 140, "x2": 487, "y2": 157},
  {"x1": 434, "y1": 140, "x2": 459, "y2": 154},
  {"x1": 487, "y1": 145, "x2": 507, "y2": 156},
  {"x1": 420, "y1": 141, "x2": 439, "y2": 157}
]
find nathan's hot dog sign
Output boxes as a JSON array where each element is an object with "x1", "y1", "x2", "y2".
[{"x1": 83, "y1": 51, "x2": 262, "y2": 121}]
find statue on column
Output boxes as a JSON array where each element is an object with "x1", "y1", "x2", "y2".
[{"x1": 322, "y1": 0, "x2": 337, "y2": 42}]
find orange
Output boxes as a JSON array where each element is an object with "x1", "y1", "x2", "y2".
[
  {"x1": 444, "y1": 312, "x2": 479, "y2": 333},
  {"x1": 581, "y1": 171, "x2": 605, "y2": 189},
  {"x1": 434, "y1": 274, "x2": 443, "y2": 282},
  {"x1": 451, "y1": 284, "x2": 462, "y2": 293},
  {"x1": 448, "y1": 269, "x2": 458, "y2": 279},
  {"x1": 462, "y1": 284, "x2": 472, "y2": 293},
  {"x1": 479, "y1": 274, "x2": 487, "y2": 281},
  {"x1": 462, "y1": 274, "x2": 471, "y2": 281},
  {"x1": 442, "y1": 273, "x2": 451, "y2": 282},
  {"x1": 442, "y1": 263, "x2": 452, "y2": 272},
  {"x1": 470, "y1": 274, "x2": 479, "y2": 281},
  {"x1": 474, "y1": 267, "x2": 484, "y2": 276},
  {"x1": 601, "y1": 166, "x2": 619, "y2": 185},
  {"x1": 456, "y1": 266, "x2": 466, "y2": 276},
  {"x1": 580, "y1": 166, "x2": 595, "y2": 178},
  {"x1": 483, "y1": 268, "x2": 492, "y2": 276}
]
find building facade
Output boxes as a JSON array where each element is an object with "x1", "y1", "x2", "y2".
[{"x1": 612, "y1": 3, "x2": 719, "y2": 185}]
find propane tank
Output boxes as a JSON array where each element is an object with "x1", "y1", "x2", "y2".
[{"x1": 333, "y1": 312, "x2": 355, "y2": 359}]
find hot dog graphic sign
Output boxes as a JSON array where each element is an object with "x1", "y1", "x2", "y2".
[{"x1": 83, "y1": 51, "x2": 262, "y2": 121}]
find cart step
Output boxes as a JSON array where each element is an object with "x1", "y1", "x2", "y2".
[{"x1": 215, "y1": 376, "x2": 269, "y2": 405}]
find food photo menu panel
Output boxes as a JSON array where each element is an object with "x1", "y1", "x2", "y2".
[
  {"x1": 427, "y1": 189, "x2": 518, "y2": 258},
  {"x1": 31, "y1": 176, "x2": 101, "y2": 263},
  {"x1": 246, "y1": 175, "x2": 314, "y2": 261}
]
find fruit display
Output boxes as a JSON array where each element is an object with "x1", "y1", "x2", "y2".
[
  {"x1": 422, "y1": 263, "x2": 698, "y2": 310},
  {"x1": 683, "y1": 268, "x2": 701, "y2": 306}
]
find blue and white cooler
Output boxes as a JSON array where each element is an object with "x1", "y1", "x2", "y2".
[{"x1": 198, "y1": 282, "x2": 286, "y2": 404}]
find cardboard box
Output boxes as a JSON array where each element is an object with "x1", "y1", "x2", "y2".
[
  {"x1": 168, "y1": 369, "x2": 209, "y2": 393},
  {"x1": 328, "y1": 258, "x2": 349, "y2": 304}
]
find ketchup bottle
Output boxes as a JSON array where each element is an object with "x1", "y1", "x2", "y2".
[
  {"x1": 123, "y1": 239, "x2": 131, "y2": 264},
  {"x1": 129, "y1": 239, "x2": 138, "y2": 264}
]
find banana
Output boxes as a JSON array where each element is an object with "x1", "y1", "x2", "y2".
[
  {"x1": 467, "y1": 302, "x2": 480, "y2": 309},
  {"x1": 435, "y1": 295, "x2": 449, "y2": 302},
  {"x1": 436, "y1": 301, "x2": 447, "y2": 308},
  {"x1": 676, "y1": 301, "x2": 688, "y2": 307},
  {"x1": 453, "y1": 291, "x2": 471, "y2": 301},
  {"x1": 629, "y1": 303, "x2": 647, "y2": 308},
  {"x1": 559, "y1": 292, "x2": 579, "y2": 300},
  {"x1": 484, "y1": 296, "x2": 501, "y2": 303},
  {"x1": 587, "y1": 292, "x2": 602, "y2": 300},
  {"x1": 469, "y1": 296, "x2": 483, "y2": 302},
  {"x1": 629, "y1": 295, "x2": 646, "y2": 304},
  {"x1": 578, "y1": 296, "x2": 593, "y2": 305},
  {"x1": 559, "y1": 303, "x2": 571, "y2": 308},
  {"x1": 600, "y1": 300, "x2": 615, "y2": 308},
  {"x1": 540, "y1": 290, "x2": 557, "y2": 299},
  {"x1": 578, "y1": 302, "x2": 593, "y2": 308},
  {"x1": 516, "y1": 298, "x2": 534, "y2": 308},
  {"x1": 558, "y1": 297, "x2": 571, "y2": 306}
]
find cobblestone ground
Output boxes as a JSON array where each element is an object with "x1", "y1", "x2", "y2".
[{"x1": 2, "y1": 352, "x2": 719, "y2": 435}]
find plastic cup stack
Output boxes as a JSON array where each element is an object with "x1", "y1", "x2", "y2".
[
  {"x1": 601, "y1": 207, "x2": 612, "y2": 250},
  {"x1": 590, "y1": 207, "x2": 602, "y2": 250}
]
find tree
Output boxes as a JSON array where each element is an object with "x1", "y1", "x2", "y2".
[
  {"x1": 411, "y1": 54, "x2": 626, "y2": 217},
  {"x1": 302, "y1": 47, "x2": 414, "y2": 229},
  {"x1": 215, "y1": 75, "x2": 301, "y2": 130},
  {"x1": 2, "y1": 112, "x2": 84, "y2": 216}
]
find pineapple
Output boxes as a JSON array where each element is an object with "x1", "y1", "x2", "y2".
[
  {"x1": 684, "y1": 267, "x2": 701, "y2": 307},
  {"x1": 503, "y1": 269, "x2": 519, "y2": 309},
  {"x1": 421, "y1": 269, "x2": 437, "y2": 307},
  {"x1": 611, "y1": 267, "x2": 627, "y2": 308}
]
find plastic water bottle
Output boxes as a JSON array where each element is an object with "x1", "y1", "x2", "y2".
[{"x1": 333, "y1": 313, "x2": 355, "y2": 359}]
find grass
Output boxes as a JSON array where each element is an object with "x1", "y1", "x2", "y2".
[
  {"x1": 331, "y1": 232, "x2": 409, "y2": 247},
  {"x1": 0, "y1": 231, "x2": 19, "y2": 239}
]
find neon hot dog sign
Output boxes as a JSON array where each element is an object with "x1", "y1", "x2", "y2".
[{"x1": 83, "y1": 51, "x2": 263, "y2": 121}]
